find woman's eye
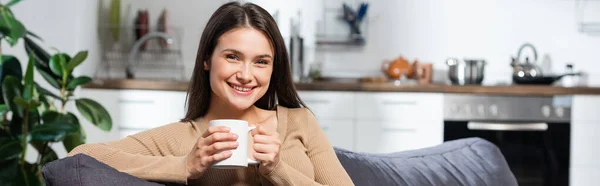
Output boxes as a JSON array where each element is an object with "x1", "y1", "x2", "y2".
[
  {"x1": 226, "y1": 54, "x2": 238, "y2": 61},
  {"x1": 256, "y1": 60, "x2": 269, "y2": 65}
]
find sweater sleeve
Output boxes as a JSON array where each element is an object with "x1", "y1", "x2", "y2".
[
  {"x1": 67, "y1": 122, "x2": 194, "y2": 184},
  {"x1": 262, "y1": 108, "x2": 355, "y2": 186}
]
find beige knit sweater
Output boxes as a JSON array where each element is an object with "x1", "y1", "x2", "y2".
[{"x1": 68, "y1": 105, "x2": 354, "y2": 186}]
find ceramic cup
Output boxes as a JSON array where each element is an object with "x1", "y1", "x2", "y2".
[{"x1": 209, "y1": 119, "x2": 259, "y2": 169}]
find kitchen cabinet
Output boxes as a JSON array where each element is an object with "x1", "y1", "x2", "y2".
[
  {"x1": 78, "y1": 89, "x2": 187, "y2": 140},
  {"x1": 318, "y1": 119, "x2": 355, "y2": 151},
  {"x1": 354, "y1": 92, "x2": 444, "y2": 153},
  {"x1": 570, "y1": 167, "x2": 600, "y2": 186},
  {"x1": 298, "y1": 91, "x2": 445, "y2": 153},
  {"x1": 570, "y1": 95, "x2": 600, "y2": 186},
  {"x1": 298, "y1": 91, "x2": 355, "y2": 119},
  {"x1": 355, "y1": 120, "x2": 443, "y2": 153},
  {"x1": 298, "y1": 91, "x2": 356, "y2": 150}
]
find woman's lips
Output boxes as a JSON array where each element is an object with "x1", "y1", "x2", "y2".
[{"x1": 228, "y1": 83, "x2": 255, "y2": 96}]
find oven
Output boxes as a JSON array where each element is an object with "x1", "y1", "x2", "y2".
[{"x1": 443, "y1": 94, "x2": 571, "y2": 186}]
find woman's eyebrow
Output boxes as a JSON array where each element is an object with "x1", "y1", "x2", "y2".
[
  {"x1": 256, "y1": 54, "x2": 273, "y2": 59},
  {"x1": 221, "y1": 48, "x2": 243, "y2": 56}
]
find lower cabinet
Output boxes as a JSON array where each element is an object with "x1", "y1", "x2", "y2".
[
  {"x1": 355, "y1": 119, "x2": 443, "y2": 153},
  {"x1": 570, "y1": 166, "x2": 600, "y2": 186},
  {"x1": 317, "y1": 119, "x2": 355, "y2": 151},
  {"x1": 78, "y1": 88, "x2": 187, "y2": 142}
]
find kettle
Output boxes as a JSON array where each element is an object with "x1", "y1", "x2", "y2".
[{"x1": 511, "y1": 43, "x2": 543, "y2": 78}]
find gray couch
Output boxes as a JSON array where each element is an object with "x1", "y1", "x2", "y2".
[{"x1": 42, "y1": 137, "x2": 517, "y2": 186}]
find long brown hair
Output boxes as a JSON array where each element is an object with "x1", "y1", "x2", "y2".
[{"x1": 182, "y1": 2, "x2": 306, "y2": 121}]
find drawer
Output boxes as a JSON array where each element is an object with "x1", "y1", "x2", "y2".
[
  {"x1": 355, "y1": 120, "x2": 443, "y2": 153},
  {"x1": 318, "y1": 119, "x2": 355, "y2": 151},
  {"x1": 355, "y1": 93, "x2": 443, "y2": 120},
  {"x1": 117, "y1": 90, "x2": 187, "y2": 129},
  {"x1": 571, "y1": 122, "x2": 600, "y2": 166},
  {"x1": 298, "y1": 91, "x2": 355, "y2": 119},
  {"x1": 573, "y1": 95, "x2": 600, "y2": 122}
]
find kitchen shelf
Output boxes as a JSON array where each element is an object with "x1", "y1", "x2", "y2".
[{"x1": 315, "y1": 1, "x2": 370, "y2": 47}]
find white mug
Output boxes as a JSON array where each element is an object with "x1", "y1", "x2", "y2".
[{"x1": 209, "y1": 119, "x2": 259, "y2": 169}]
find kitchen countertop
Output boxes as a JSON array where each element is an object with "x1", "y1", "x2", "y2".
[{"x1": 83, "y1": 79, "x2": 600, "y2": 96}]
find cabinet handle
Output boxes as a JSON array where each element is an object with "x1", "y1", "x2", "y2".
[
  {"x1": 382, "y1": 127, "x2": 417, "y2": 132},
  {"x1": 304, "y1": 99, "x2": 331, "y2": 104},
  {"x1": 382, "y1": 100, "x2": 417, "y2": 106},
  {"x1": 467, "y1": 122, "x2": 548, "y2": 131},
  {"x1": 119, "y1": 99, "x2": 154, "y2": 104}
]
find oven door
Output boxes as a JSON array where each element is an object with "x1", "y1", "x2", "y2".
[{"x1": 444, "y1": 121, "x2": 570, "y2": 186}]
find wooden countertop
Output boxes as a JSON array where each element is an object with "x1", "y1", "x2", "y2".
[{"x1": 83, "y1": 79, "x2": 600, "y2": 96}]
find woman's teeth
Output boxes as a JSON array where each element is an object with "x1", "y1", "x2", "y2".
[{"x1": 231, "y1": 84, "x2": 252, "y2": 92}]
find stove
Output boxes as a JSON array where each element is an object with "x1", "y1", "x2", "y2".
[{"x1": 443, "y1": 94, "x2": 571, "y2": 186}]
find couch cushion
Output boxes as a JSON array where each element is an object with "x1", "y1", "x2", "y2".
[
  {"x1": 334, "y1": 137, "x2": 518, "y2": 186},
  {"x1": 42, "y1": 154, "x2": 181, "y2": 186}
]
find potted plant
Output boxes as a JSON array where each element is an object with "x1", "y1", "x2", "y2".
[{"x1": 0, "y1": 1, "x2": 112, "y2": 185}]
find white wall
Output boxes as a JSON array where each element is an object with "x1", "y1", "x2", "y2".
[{"x1": 315, "y1": 0, "x2": 600, "y2": 86}]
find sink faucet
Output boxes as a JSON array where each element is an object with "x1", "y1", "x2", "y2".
[{"x1": 126, "y1": 32, "x2": 174, "y2": 79}]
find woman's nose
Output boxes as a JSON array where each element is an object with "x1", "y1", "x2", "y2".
[{"x1": 236, "y1": 63, "x2": 252, "y2": 83}]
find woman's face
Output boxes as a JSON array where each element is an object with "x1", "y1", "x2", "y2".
[{"x1": 206, "y1": 27, "x2": 274, "y2": 110}]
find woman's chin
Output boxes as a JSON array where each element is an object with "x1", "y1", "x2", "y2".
[{"x1": 227, "y1": 99, "x2": 255, "y2": 111}]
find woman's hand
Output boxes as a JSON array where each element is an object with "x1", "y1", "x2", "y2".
[
  {"x1": 186, "y1": 126, "x2": 239, "y2": 180},
  {"x1": 251, "y1": 124, "x2": 281, "y2": 173}
]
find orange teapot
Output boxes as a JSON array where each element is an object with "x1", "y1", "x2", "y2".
[{"x1": 381, "y1": 56, "x2": 414, "y2": 79}]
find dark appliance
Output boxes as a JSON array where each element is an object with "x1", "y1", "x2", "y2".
[{"x1": 444, "y1": 94, "x2": 571, "y2": 186}]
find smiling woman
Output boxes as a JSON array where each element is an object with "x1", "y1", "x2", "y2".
[{"x1": 66, "y1": 1, "x2": 354, "y2": 186}]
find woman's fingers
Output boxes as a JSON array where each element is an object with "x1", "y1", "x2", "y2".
[
  {"x1": 203, "y1": 141, "x2": 238, "y2": 154},
  {"x1": 203, "y1": 132, "x2": 238, "y2": 145},
  {"x1": 202, "y1": 126, "x2": 231, "y2": 138},
  {"x1": 253, "y1": 143, "x2": 278, "y2": 153}
]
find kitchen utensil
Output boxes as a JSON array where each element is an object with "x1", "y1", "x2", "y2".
[
  {"x1": 446, "y1": 58, "x2": 486, "y2": 85},
  {"x1": 512, "y1": 72, "x2": 581, "y2": 85},
  {"x1": 415, "y1": 63, "x2": 433, "y2": 84},
  {"x1": 382, "y1": 56, "x2": 412, "y2": 80},
  {"x1": 511, "y1": 43, "x2": 543, "y2": 78}
]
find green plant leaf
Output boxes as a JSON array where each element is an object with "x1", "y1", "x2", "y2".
[
  {"x1": 26, "y1": 30, "x2": 41, "y2": 41},
  {"x1": 62, "y1": 112, "x2": 84, "y2": 152},
  {"x1": 41, "y1": 110, "x2": 60, "y2": 123},
  {"x1": 27, "y1": 109, "x2": 40, "y2": 130},
  {"x1": 75, "y1": 98, "x2": 112, "y2": 131},
  {"x1": 9, "y1": 114, "x2": 22, "y2": 137},
  {"x1": 30, "y1": 121, "x2": 78, "y2": 142},
  {"x1": 16, "y1": 166, "x2": 42, "y2": 186},
  {"x1": 31, "y1": 141, "x2": 58, "y2": 167},
  {"x1": 24, "y1": 36, "x2": 51, "y2": 70},
  {"x1": 49, "y1": 54, "x2": 65, "y2": 77},
  {"x1": 66, "y1": 76, "x2": 92, "y2": 90},
  {"x1": 13, "y1": 96, "x2": 27, "y2": 108},
  {"x1": 0, "y1": 7, "x2": 25, "y2": 46},
  {"x1": 2, "y1": 75, "x2": 24, "y2": 117},
  {"x1": 40, "y1": 148, "x2": 58, "y2": 166},
  {"x1": 0, "y1": 104, "x2": 7, "y2": 114},
  {"x1": 0, "y1": 138, "x2": 21, "y2": 161},
  {"x1": 0, "y1": 55, "x2": 21, "y2": 77},
  {"x1": 35, "y1": 83, "x2": 60, "y2": 100},
  {"x1": 22, "y1": 55, "x2": 35, "y2": 100},
  {"x1": 65, "y1": 50, "x2": 88, "y2": 72},
  {"x1": 0, "y1": 158, "x2": 18, "y2": 184},
  {"x1": 36, "y1": 68, "x2": 60, "y2": 89},
  {"x1": 5, "y1": 0, "x2": 22, "y2": 8},
  {"x1": 0, "y1": 55, "x2": 22, "y2": 104}
]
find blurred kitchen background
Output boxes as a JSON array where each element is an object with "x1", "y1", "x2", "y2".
[{"x1": 6, "y1": 0, "x2": 600, "y2": 186}]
